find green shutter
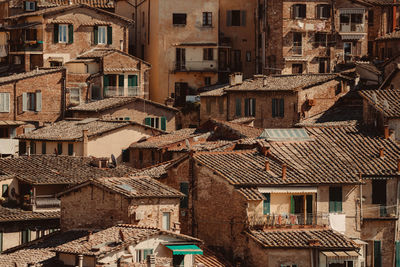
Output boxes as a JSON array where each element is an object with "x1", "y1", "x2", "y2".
[
  {"x1": 94, "y1": 26, "x2": 98, "y2": 44},
  {"x1": 279, "y1": 98, "x2": 284, "y2": 117},
  {"x1": 252, "y1": 98, "x2": 256, "y2": 116},
  {"x1": 68, "y1": 143, "x2": 73, "y2": 156},
  {"x1": 235, "y1": 98, "x2": 241, "y2": 116},
  {"x1": 374, "y1": 240, "x2": 382, "y2": 267},
  {"x1": 53, "y1": 24, "x2": 59, "y2": 43},
  {"x1": 290, "y1": 195, "x2": 295, "y2": 214},
  {"x1": 180, "y1": 182, "x2": 189, "y2": 208},
  {"x1": 263, "y1": 193, "x2": 270, "y2": 215},
  {"x1": 145, "y1": 117, "x2": 151, "y2": 126},
  {"x1": 103, "y1": 75, "x2": 109, "y2": 96},
  {"x1": 244, "y1": 98, "x2": 249, "y2": 116},
  {"x1": 396, "y1": 241, "x2": 400, "y2": 267},
  {"x1": 0, "y1": 232, "x2": 2, "y2": 252},
  {"x1": 128, "y1": 75, "x2": 138, "y2": 86},
  {"x1": 107, "y1": 26, "x2": 112, "y2": 45},
  {"x1": 68, "y1": 24, "x2": 73, "y2": 44},
  {"x1": 272, "y1": 99, "x2": 277, "y2": 117},
  {"x1": 161, "y1": 117, "x2": 166, "y2": 131},
  {"x1": 118, "y1": 75, "x2": 124, "y2": 87}
]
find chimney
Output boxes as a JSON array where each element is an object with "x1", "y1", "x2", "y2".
[
  {"x1": 119, "y1": 229, "x2": 125, "y2": 242},
  {"x1": 82, "y1": 129, "x2": 88, "y2": 157},
  {"x1": 229, "y1": 73, "x2": 243, "y2": 86},
  {"x1": 379, "y1": 147, "x2": 385, "y2": 158},
  {"x1": 282, "y1": 163, "x2": 287, "y2": 179},
  {"x1": 86, "y1": 231, "x2": 92, "y2": 242},
  {"x1": 384, "y1": 125, "x2": 390, "y2": 139},
  {"x1": 397, "y1": 158, "x2": 400, "y2": 172},
  {"x1": 265, "y1": 160, "x2": 270, "y2": 171},
  {"x1": 261, "y1": 146, "x2": 270, "y2": 156},
  {"x1": 263, "y1": 77, "x2": 268, "y2": 86}
]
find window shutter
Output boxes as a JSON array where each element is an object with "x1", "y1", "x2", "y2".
[
  {"x1": 244, "y1": 98, "x2": 249, "y2": 116},
  {"x1": 118, "y1": 75, "x2": 124, "y2": 87},
  {"x1": 396, "y1": 241, "x2": 400, "y2": 267},
  {"x1": 203, "y1": 48, "x2": 207, "y2": 60},
  {"x1": 68, "y1": 24, "x2": 73, "y2": 44},
  {"x1": 272, "y1": 98, "x2": 276, "y2": 117},
  {"x1": 35, "y1": 91, "x2": 41, "y2": 111},
  {"x1": 160, "y1": 116, "x2": 166, "y2": 131},
  {"x1": 235, "y1": 98, "x2": 241, "y2": 116},
  {"x1": 53, "y1": 24, "x2": 59, "y2": 43},
  {"x1": 128, "y1": 75, "x2": 138, "y2": 87},
  {"x1": 263, "y1": 193, "x2": 270, "y2": 215},
  {"x1": 103, "y1": 75, "x2": 109, "y2": 96},
  {"x1": 180, "y1": 182, "x2": 189, "y2": 208},
  {"x1": 94, "y1": 26, "x2": 98, "y2": 45},
  {"x1": 0, "y1": 232, "x2": 2, "y2": 252},
  {"x1": 290, "y1": 195, "x2": 295, "y2": 214},
  {"x1": 227, "y1": 11, "x2": 232, "y2": 26},
  {"x1": 241, "y1": 11, "x2": 246, "y2": 26},
  {"x1": 374, "y1": 240, "x2": 382, "y2": 267},
  {"x1": 316, "y1": 5, "x2": 320, "y2": 19},
  {"x1": 107, "y1": 26, "x2": 112, "y2": 45},
  {"x1": 145, "y1": 117, "x2": 151, "y2": 126},
  {"x1": 23, "y1": 1, "x2": 27, "y2": 10},
  {"x1": 251, "y1": 98, "x2": 256, "y2": 116},
  {"x1": 279, "y1": 98, "x2": 284, "y2": 117},
  {"x1": 22, "y1": 93, "x2": 27, "y2": 112}
]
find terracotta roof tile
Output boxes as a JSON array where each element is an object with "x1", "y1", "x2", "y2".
[
  {"x1": 195, "y1": 246, "x2": 234, "y2": 267},
  {"x1": 0, "y1": 68, "x2": 63, "y2": 85},
  {"x1": 376, "y1": 30, "x2": 400, "y2": 40},
  {"x1": 0, "y1": 155, "x2": 135, "y2": 185},
  {"x1": 359, "y1": 89, "x2": 400, "y2": 118},
  {"x1": 0, "y1": 206, "x2": 60, "y2": 222},
  {"x1": 248, "y1": 229, "x2": 359, "y2": 249}
]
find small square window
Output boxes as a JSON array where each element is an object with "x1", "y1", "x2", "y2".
[
  {"x1": 204, "y1": 77, "x2": 211, "y2": 86},
  {"x1": 173, "y1": 14, "x2": 186, "y2": 25},
  {"x1": 203, "y1": 48, "x2": 213, "y2": 60}
]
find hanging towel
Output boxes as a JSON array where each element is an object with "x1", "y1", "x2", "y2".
[{"x1": 329, "y1": 213, "x2": 346, "y2": 233}]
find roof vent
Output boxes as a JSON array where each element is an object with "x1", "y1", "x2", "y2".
[{"x1": 116, "y1": 183, "x2": 136, "y2": 194}]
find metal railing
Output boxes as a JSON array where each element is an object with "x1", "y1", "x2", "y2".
[
  {"x1": 174, "y1": 60, "x2": 218, "y2": 72},
  {"x1": 104, "y1": 86, "x2": 143, "y2": 97},
  {"x1": 23, "y1": 194, "x2": 60, "y2": 211},
  {"x1": 362, "y1": 204, "x2": 397, "y2": 219},
  {"x1": 340, "y1": 23, "x2": 365, "y2": 33},
  {"x1": 248, "y1": 212, "x2": 329, "y2": 228},
  {"x1": 9, "y1": 42, "x2": 43, "y2": 52},
  {"x1": 291, "y1": 43, "x2": 303, "y2": 56}
]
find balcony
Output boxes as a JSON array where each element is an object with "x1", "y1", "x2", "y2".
[
  {"x1": 174, "y1": 61, "x2": 218, "y2": 72},
  {"x1": 24, "y1": 194, "x2": 60, "y2": 211},
  {"x1": 248, "y1": 212, "x2": 329, "y2": 229},
  {"x1": 291, "y1": 44, "x2": 303, "y2": 56},
  {"x1": 362, "y1": 204, "x2": 398, "y2": 220},
  {"x1": 9, "y1": 41, "x2": 43, "y2": 53},
  {"x1": 339, "y1": 23, "x2": 365, "y2": 33},
  {"x1": 0, "y1": 139, "x2": 19, "y2": 155},
  {"x1": 104, "y1": 86, "x2": 143, "y2": 98}
]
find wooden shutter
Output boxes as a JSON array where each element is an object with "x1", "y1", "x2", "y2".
[
  {"x1": 103, "y1": 75, "x2": 109, "y2": 96},
  {"x1": 93, "y1": 26, "x2": 98, "y2": 45},
  {"x1": 68, "y1": 24, "x2": 73, "y2": 44},
  {"x1": 145, "y1": 117, "x2": 151, "y2": 126},
  {"x1": 53, "y1": 24, "x2": 59, "y2": 43},
  {"x1": 244, "y1": 98, "x2": 249, "y2": 116},
  {"x1": 35, "y1": 91, "x2": 41, "y2": 112},
  {"x1": 290, "y1": 195, "x2": 295, "y2": 214},
  {"x1": 374, "y1": 240, "x2": 382, "y2": 267},
  {"x1": 272, "y1": 98, "x2": 277, "y2": 117},
  {"x1": 0, "y1": 93, "x2": 9, "y2": 112},
  {"x1": 279, "y1": 98, "x2": 284, "y2": 117},
  {"x1": 107, "y1": 26, "x2": 112, "y2": 45},
  {"x1": 227, "y1": 11, "x2": 232, "y2": 26},
  {"x1": 22, "y1": 93, "x2": 27, "y2": 112},
  {"x1": 251, "y1": 98, "x2": 256, "y2": 116},
  {"x1": 263, "y1": 193, "x2": 270, "y2": 215},
  {"x1": 160, "y1": 116, "x2": 166, "y2": 131},
  {"x1": 128, "y1": 75, "x2": 138, "y2": 86},
  {"x1": 316, "y1": 5, "x2": 321, "y2": 19},
  {"x1": 241, "y1": 11, "x2": 246, "y2": 26},
  {"x1": 180, "y1": 182, "x2": 189, "y2": 208},
  {"x1": 118, "y1": 75, "x2": 124, "y2": 87},
  {"x1": 235, "y1": 98, "x2": 241, "y2": 116},
  {"x1": 396, "y1": 241, "x2": 400, "y2": 267}
]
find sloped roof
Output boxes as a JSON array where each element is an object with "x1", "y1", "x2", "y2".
[
  {"x1": 376, "y1": 30, "x2": 400, "y2": 41},
  {"x1": 248, "y1": 229, "x2": 359, "y2": 249},
  {"x1": 77, "y1": 48, "x2": 151, "y2": 66},
  {"x1": 0, "y1": 206, "x2": 60, "y2": 222},
  {"x1": 0, "y1": 155, "x2": 135, "y2": 185},
  {"x1": 130, "y1": 128, "x2": 200, "y2": 149},
  {"x1": 10, "y1": 0, "x2": 115, "y2": 8},
  {"x1": 0, "y1": 68, "x2": 64, "y2": 85},
  {"x1": 359, "y1": 89, "x2": 400, "y2": 118}
]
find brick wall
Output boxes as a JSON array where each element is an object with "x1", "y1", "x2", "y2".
[
  {"x1": 0, "y1": 69, "x2": 65, "y2": 123},
  {"x1": 200, "y1": 96, "x2": 227, "y2": 125}
]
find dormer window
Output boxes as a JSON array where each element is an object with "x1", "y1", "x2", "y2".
[{"x1": 24, "y1": 1, "x2": 36, "y2": 11}]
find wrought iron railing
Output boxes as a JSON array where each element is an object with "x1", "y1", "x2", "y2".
[
  {"x1": 248, "y1": 212, "x2": 329, "y2": 228},
  {"x1": 104, "y1": 86, "x2": 143, "y2": 97},
  {"x1": 174, "y1": 61, "x2": 218, "y2": 72}
]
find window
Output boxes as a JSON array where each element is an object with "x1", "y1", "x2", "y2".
[
  {"x1": 25, "y1": 1, "x2": 35, "y2": 11},
  {"x1": 22, "y1": 91, "x2": 41, "y2": 112},
  {"x1": 204, "y1": 77, "x2": 211, "y2": 86},
  {"x1": 235, "y1": 98, "x2": 241, "y2": 116},
  {"x1": 30, "y1": 141, "x2": 35, "y2": 155},
  {"x1": 315, "y1": 33, "x2": 327, "y2": 47},
  {"x1": 368, "y1": 10, "x2": 374, "y2": 26},
  {"x1": 272, "y1": 98, "x2": 284, "y2": 118},
  {"x1": 340, "y1": 11, "x2": 364, "y2": 32},
  {"x1": 41, "y1": 142, "x2": 46, "y2": 154},
  {"x1": 203, "y1": 48, "x2": 213, "y2": 60},
  {"x1": 218, "y1": 98, "x2": 224, "y2": 114},
  {"x1": 145, "y1": 117, "x2": 166, "y2": 131},
  {"x1": 2, "y1": 184, "x2": 8, "y2": 196},
  {"x1": 57, "y1": 143, "x2": 63, "y2": 155},
  {"x1": 21, "y1": 229, "x2": 30, "y2": 244},
  {"x1": 203, "y1": 12, "x2": 212, "y2": 26},
  {"x1": 292, "y1": 4, "x2": 306, "y2": 19},
  {"x1": 244, "y1": 98, "x2": 256, "y2": 116},
  {"x1": 58, "y1": 24, "x2": 68, "y2": 43},
  {"x1": 98, "y1": 26, "x2": 107, "y2": 44},
  {"x1": 292, "y1": 32, "x2": 302, "y2": 55},
  {"x1": 173, "y1": 13, "x2": 187, "y2": 25},
  {"x1": 246, "y1": 51, "x2": 251, "y2": 62},
  {"x1": 316, "y1": 4, "x2": 330, "y2": 19},
  {"x1": 136, "y1": 249, "x2": 153, "y2": 262},
  {"x1": 24, "y1": 29, "x2": 37, "y2": 41},
  {"x1": 70, "y1": 88, "x2": 80, "y2": 104},
  {"x1": 227, "y1": 10, "x2": 246, "y2": 26},
  {"x1": 175, "y1": 48, "x2": 186, "y2": 71},
  {"x1": 206, "y1": 98, "x2": 212, "y2": 114},
  {"x1": 49, "y1": 61, "x2": 62, "y2": 67},
  {"x1": 263, "y1": 193, "x2": 270, "y2": 215},
  {"x1": 281, "y1": 265, "x2": 298, "y2": 267},
  {"x1": 318, "y1": 58, "x2": 329, "y2": 74},
  {"x1": 94, "y1": 26, "x2": 112, "y2": 45},
  {"x1": 292, "y1": 63, "x2": 303, "y2": 74},
  {"x1": 180, "y1": 182, "x2": 189, "y2": 208},
  {"x1": 374, "y1": 240, "x2": 382, "y2": 267},
  {"x1": 162, "y1": 212, "x2": 170, "y2": 230},
  {"x1": 122, "y1": 149, "x2": 130, "y2": 162},
  {"x1": 0, "y1": 93, "x2": 10, "y2": 113},
  {"x1": 68, "y1": 143, "x2": 73, "y2": 156},
  {"x1": 329, "y1": 186, "x2": 342, "y2": 213}
]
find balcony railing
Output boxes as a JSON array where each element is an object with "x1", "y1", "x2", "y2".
[
  {"x1": 104, "y1": 86, "x2": 143, "y2": 98},
  {"x1": 174, "y1": 61, "x2": 218, "y2": 72},
  {"x1": 291, "y1": 44, "x2": 303, "y2": 56},
  {"x1": 339, "y1": 23, "x2": 365, "y2": 33},
  {"x1": 248, "y1": 212, "x2": 329, "y2": 228},
  {"x1": 9, "y1": 41, "x2": 43, "y2": 52},
  {"x1": 362, "y1": 204, "x2": 398, "y2": 219},
  {"x1": 0, "y1": 139, "x2": 19, "y2": 155},
  {"x1": 24, "y1": 194, "x2": 60, "y2": 211}
]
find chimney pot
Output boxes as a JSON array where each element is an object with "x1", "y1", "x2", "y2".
[
  {"x1": 282, "y1": 163, "x2": 287, "y2": 179},
  {"x1": 265, "y1": 160, "x2": 270, "y2": 171},
  {"x1": 384, "y1": 125, "x2": 390, "y2": 139},
  {"x1": 86, "y1": 231, "x2": 92, "y2": 241},
  {"x1": 379, "y1": 147, "x2": 385, "y2": 158}
]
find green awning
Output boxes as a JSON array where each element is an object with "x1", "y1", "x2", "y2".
[{"x1": 165, "y1": 245, "x2": 203, "y2": 255}]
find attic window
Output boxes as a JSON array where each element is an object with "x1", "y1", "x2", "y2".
[{"x1": 25, "y1": 1, "x2": 36, "y2": 11}]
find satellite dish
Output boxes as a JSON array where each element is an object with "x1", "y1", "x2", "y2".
[{"x1": 111, "y1": 154, "x2": 117, "y2": 167}]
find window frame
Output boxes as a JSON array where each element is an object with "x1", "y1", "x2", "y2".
[
  {"x1": 0, "y1": 93, "x2": 10, "y2": 113},
  {"x1": 26, "y1": 92, "x2": 36, "y2": 111},
  {"x1": 97, "y1": 26, "x2": 107, "y2": 44},
  {"x1": 69, "y1": 88, "x2": 81, "y2": 104},
  {"x1": 202, "y1": 12, "x2": 212, "y2": 27},
  {"x1": 329, "y1": 186, "x2": 343, "y2": 213},
  {"x1": 316, "y1": 4, "x2": 330, "y2": 19},
  {"x1": 272, "y1": 98, "x2": 284, "y2": 118},
  {"x1": 173, "y1": 13, "x2": 187, "y2": 25},
  {"x1": 162, "y1": 212, "x2": 171, "y2": 230},
  {"x1": 203, "y1": 48, "x2": 214, "y2": 61},
  {"x1": 58, "y1": 24, "x2": 68, "y2": 43},
  {"x1": 25, "y1": 1, "x2": 35, "y2": 11},
  {"x1": 68, "y1": 143, "x2": 74, "y2": 156},
  {"x1": 122, "y1": 149, "x2": 130, "y2": 163},
  {"x1": 292, "y1": 4, "x2": 306, "y2": 19}
]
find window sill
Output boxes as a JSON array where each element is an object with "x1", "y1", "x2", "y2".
[{"x1": 173, "y1": 24, "x2": 186, "y2": 27}]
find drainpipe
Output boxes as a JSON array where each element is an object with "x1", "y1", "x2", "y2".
[
  {"x1": 82, "y1": 130, "x2": 88, "y2": 157},
  {"x1": 393, "y1": 0, "x2": 397, "y2": 32},
  {"x1": 392, "y1": 177, "x2": 400, "y2": 267}
]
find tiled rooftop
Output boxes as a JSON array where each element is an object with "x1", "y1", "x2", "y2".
[
  {"x1": 132, "y1": 155, "x2": 189, "y2": 179},
  {"x1": 359, "y1": 89, "x2": 400, "y2": 118},
  {"x1": 53, "y1": 224, "x2": 201, "y2": 256},
  {"x1": 296, "y1": 106, "x2": 362, "y2": 127},
  {"x1": 0, "y1": 206, "x2": 60, "y2": 222},
  {"x1": 64, "y1": 176, "x2": 185, "y2": 198},
  {"x1": 248, "y1": 229, "x2": 359, "y2": 249},
  {"x1": 194, "y1": 126, "x2": 400, "y2": 186},
  {"x1": 376, "y1": 30, "x2": 400, "y2": 40},
  {"x1": 0, "y1": 68, "x2": 63, "y2": 85},
  {"x1": 195, "y1": 246, "x2": 234, "y2": 267},
  {"x1": 69, "y1": 96, "x2": 178, "y2": 113},
  {"x1": 10, "y1": 0, "x2": 115, "y2": 8},
  {"x1": 0, "y1": 155, "x2": 135, "y2": 185},
  {"x1": 202, "y1": 119, "x2": 263, "y2": 140},
  {"x1": 18, "y1": 119, "x2": 134, "y2": 141}
]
